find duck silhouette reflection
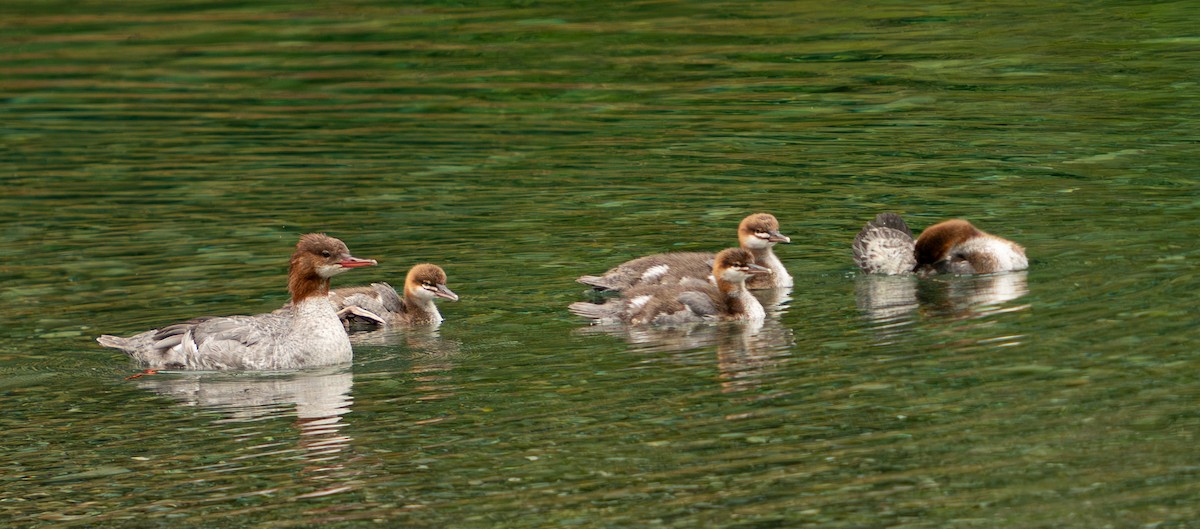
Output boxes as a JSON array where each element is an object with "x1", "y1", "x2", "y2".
[
  {"x1": 133, "y1": 369, "x2": 360, "y2": 499},
  {"x1": 855, "y1": 271, "x2": 1030, "y2": 344}
]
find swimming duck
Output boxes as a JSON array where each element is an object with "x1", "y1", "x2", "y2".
[
  {"x1": 96, "y1": 233, "x2": 376, "y2": 370},
  {"x1": 577, "y1": 213, "x2": 792, "y2": 291},
  {"x1": 853, "y1": 213, "x2": 1028, "y2": 275},
  {"x1": 570, "y1": 248, "x2": 769, "y2": 325},
  {"x1": 328, "y1": 263, "x2": 458, "y2": 329}
]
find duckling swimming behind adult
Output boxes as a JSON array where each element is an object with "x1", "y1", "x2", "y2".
[{"x1": 329, "y1": 263, "x2": 458, "y2": 329}]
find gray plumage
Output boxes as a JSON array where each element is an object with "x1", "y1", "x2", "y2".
[
  {"x1": 852, "y1": 213, "x2": 917, "y2": 275},
  {"x1": 328, "y1": 282, "x2": 405, "y2": 328},
  {"x1": 96, "y1": 233, "x2": 375, "y2": 370},
  {"x1": 96, "y1": 300, "x2": 349, "y2": 370}
]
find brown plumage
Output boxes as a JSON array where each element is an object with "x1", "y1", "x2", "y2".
[
  {"x1": 570, "y1": 248, "x2": 770, "y2": 325},
  {"x1": 288, "y1": 233, "x2": 376, "y2": 304},
  {"x1": 914, "y1": 220, "x2": 982, "y2": 268},
  {"x1": 577, "y1": 213, "x2": 792, "y2": 291}
]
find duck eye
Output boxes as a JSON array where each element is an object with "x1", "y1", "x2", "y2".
[{"x1": 321, "y1": 250, "x2": 332, "y2": 258}]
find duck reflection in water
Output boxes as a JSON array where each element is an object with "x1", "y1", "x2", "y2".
[
  {"x1": 855, "y1": 271, "x2": 1030, "y2": 343},
  {"x1": 133, "y1": 369, "x2": 360, "y2": 499},
  {"x1": 336, "y1": 326, "x2": 462, "y2": 410},
  {"x1": 342, "y1": 323, "x2": 460, "y2": 352},
  {"x1": 576, "y1": 314, "x2": 795, "y2": 396},
  {"x1": 749, "y1": 286, "x2": 792, "y2": 315}
]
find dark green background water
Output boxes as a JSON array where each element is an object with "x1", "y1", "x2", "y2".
[{"x1": 3, "y1": 1, "x2": 1198, "y2": 527}]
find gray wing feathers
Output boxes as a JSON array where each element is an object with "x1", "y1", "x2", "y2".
[
  {"x1": 337, "y1": 305, "x2": 387, "y2": 326},
  {"x1": 576, "y1": 275, "x2": 620, "y2": 290},
  {"x1": 644, "y1": 290, "x2": 721, "y2": 325},
  {"x1": 853, "y1": 214, "x2": 917, "y2": 275},
  {"x1": 568, "y1": 301, "x2": 623, "y2": 324},
  {"x1": 869, "y1": 213, "x2": 912, "y2": 237},
  {"x1": 99, "y1": 314, "x2": 287, "y2": 369},
  {"x1": 187, "y1": 315, "x2": 279, "y2": 349},
  {"x1": 329, "y1": 282, "x2": 405, "y2": 328},
  {"x1": 675, "y1": 291, "x2": 719, "y2": 317}
]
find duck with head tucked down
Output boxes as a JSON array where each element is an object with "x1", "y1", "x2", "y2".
[{"x1": 853, "y1": 213, "x2": 1028, "y2": 275}]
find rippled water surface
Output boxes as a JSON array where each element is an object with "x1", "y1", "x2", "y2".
[{"x1": 3, "y1": 1, "x2": 1199, "y2": 527}]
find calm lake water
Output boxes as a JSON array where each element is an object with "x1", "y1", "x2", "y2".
[{"x1": 3, "y1": 1, "x2": 1199, "y2": 527}]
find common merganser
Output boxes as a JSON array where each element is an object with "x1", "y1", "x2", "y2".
[
  {"x1": 853, "y1": 213, "x2": 1028, "y2": 275},
  {"x1": 328, "y1": 263, "x2": 459, "y2": 329},
  {"x1": 577, "y1": 213, "x2": 792, "y2": 291},
  {"x1": 96, "y1": 233, "x2": 377, "y2": 370},
  {"x1": 569, "y1": 248, "x2": 770, "y2": 325}
]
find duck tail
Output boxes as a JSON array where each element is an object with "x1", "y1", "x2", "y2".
[
  {"x1": 568, "y1": 301, "x2": 618, "y2": 323},
  {"x1": 96, "y1": 334, "x2": 129, "y2": 351},
  {"x1": 853, "y1": 213, "x2": 917, "y2": 275},
  {"x1": 576, "y1": 275, "x2": 618, "y2": 291}
]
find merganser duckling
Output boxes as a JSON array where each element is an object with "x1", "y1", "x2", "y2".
[
  {"x1": 570, "y1": 248, "x2": 770, "y2": 325},
  {"x1": 853, "y1": 213, "x2": 1028, "y2": 275},
  {"x1": 328, "y1": 263, "x2": 459, "y2": 329},
  {"x1": 96, "y1": 233, "x2": 377, "y2": 370},
  {"x1": 577, "y1": 213, "x2": 792, "y2": 291}
]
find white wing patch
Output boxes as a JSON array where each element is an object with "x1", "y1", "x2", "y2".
[
  {"x1": 628, "y1": 295, "x2": 653, "y2": 310},
  {"x1": 640, "y1": 264, "x2": 670, "y2": 283}
]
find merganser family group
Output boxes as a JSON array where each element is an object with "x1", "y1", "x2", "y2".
[{"x1": 97, "y1": 212, "x2": 1027, "y2": 371}]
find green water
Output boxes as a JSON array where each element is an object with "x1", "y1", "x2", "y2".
[{"x1": 3, "y1": 1, "x2": 1199, "y2": 527}]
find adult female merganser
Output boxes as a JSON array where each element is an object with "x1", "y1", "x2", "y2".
[
  {"x1": 328, "y1": 263, "x2": 459, "y2": 329},
  {"x1": 96, "y1": 233, "x2": 377, "y2": 370},
  {"x1": 577, "y1": 213, "x2": 792, "y2": 291},
  {"x1": 853, "y1": 213, "x2": 1028, "y2": 275},
  {"x1": 570, "y1": 248, "x2": 770, "y2": 325}
]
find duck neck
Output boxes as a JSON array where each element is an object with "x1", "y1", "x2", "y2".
[
  {"x1": 716, "y1": 275, "x2": 764, "y2": 319},
  {"x1": 747, "y1": 246, "x2": 790, "y2": 288},
  {"x1": 716, "y1": 276, "x2": 746, "y2": 309},
  {"x1": 290, "y1": 273, "x2": 331, "y2": 305},
  {"x1": 715, "y1": 275, "x2": 739, "y2": 295},
  {"x1": 404, "y1": 289, "x2": 441, "y2": 322},
  {"x1": 747, "y1": 245, "x2": 773, "y2": 259},
  {"x1": 748, "y1": 246, "x2": 781, "y2": 271}
]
